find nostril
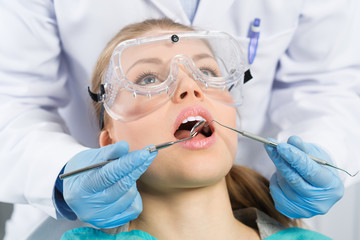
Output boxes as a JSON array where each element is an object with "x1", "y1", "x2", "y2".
[
  {"x1": 194, "y1": 91, "x2": 200, "y2": 98},
  {"x1": 180, "y1": 92, "x2": 187, "y2": 99}
]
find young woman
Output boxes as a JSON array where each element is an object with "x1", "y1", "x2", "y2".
[{"x1": 61, "y1": 18, "x2": 330, "y2": 240}]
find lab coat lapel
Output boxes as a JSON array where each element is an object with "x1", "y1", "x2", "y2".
[
  {"x1": 146, "y1": 0, "x2": 236, "y2": 27},
  {"x1": 148, "y1": 0, "x2": 191, "y2": 25},
  {"x1": 192, "y1": 0, "x2": 236, "y2": 26}
]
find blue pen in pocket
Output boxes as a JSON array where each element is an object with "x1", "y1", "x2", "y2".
[{"x1": 248, "y1": 18, "x2": 261, "y2": 64}]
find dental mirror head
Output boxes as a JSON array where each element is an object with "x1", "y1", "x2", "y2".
[{"x1": 190, "y1": 120, "x2": 206, "y2": 138}]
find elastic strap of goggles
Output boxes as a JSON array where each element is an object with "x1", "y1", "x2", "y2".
[
  {"x1": 229, "y1": 69, "x2": 252, "y2": 92},
  {"x1": 88, "y1": 84, "x2": 105, "y2": 130},
  {"x1": 244, "y1": 69, "x2": 252, "y2": 84}
]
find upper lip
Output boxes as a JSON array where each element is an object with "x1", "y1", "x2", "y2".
[{"x1": 174, "y1": 106, "x2": 214, "y2": 134}]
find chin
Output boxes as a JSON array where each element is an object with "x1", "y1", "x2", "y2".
[
  {"x1": 146, "y1": 151, "x2": 233, "y2": 189},
  {"x1": 180, "y1": 159, "x2": 232, "y2": 184},
  {"x1": 175, "y1": 171, "x2": 229, "y2": 189}
]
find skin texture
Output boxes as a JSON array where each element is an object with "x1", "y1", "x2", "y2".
[{"x1": 99, "y1": 30, "x2": 260, "y2": 240}]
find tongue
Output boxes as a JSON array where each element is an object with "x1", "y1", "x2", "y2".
[
  {"x1": 174, "y1": 130, "x2": 206, "y2": 140},
  {"x1": 174, "y1": 130, "x2": 190, "y2": 139}
]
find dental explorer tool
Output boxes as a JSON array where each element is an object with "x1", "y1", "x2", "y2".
[
  {"x1": 206, "y1": 120, "x2": 358, "y2": 177},
  {"x1": 59, "y1": 121, "x2": 206, "y2": 180}
]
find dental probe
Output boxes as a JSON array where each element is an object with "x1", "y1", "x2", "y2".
[
  {"x1": 59, "y1": 121, "x2": 206, "y2": 180},
  {"x1": 207, "y1": 120, "x2": 358, "y2": 177}
]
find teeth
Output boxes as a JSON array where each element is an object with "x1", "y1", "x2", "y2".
[
  {"x1": 182, "y1": 115, "x2": 206, "y2": 124},
  {"x1": 188, "y1": 116, "x2": 196, "y2": 122}
]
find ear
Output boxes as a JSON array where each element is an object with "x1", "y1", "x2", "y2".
[{"x1": 99, "y1": 129, "x2": 115, "y2": 147}]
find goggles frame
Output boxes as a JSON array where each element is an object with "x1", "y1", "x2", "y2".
[{"x1": 90, "y1": 31, "x2": 253, "y2": 129}]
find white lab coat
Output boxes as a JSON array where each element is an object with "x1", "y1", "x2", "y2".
[{"x1": 0, "y1": 0, "x2": 359, "y2": 239}]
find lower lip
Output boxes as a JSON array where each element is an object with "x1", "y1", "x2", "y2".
[{"x1": 179, "y1": 132, "x2": 216, "y2": 150}]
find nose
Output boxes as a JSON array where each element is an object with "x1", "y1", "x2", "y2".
[{"x1": 172, "y1": 68, "x2": 205, "y2": 103}]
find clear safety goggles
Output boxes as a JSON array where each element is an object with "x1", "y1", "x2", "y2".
[{"x1": 90, "y1": 31, "x2": 252, "y2": 124}]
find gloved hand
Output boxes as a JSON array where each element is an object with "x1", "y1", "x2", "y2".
[
  {"x1": 264, "y1": 136, "x2": 344, "y2": 219},
  {"x1": 62, "y1": 141, "x2": 157, "y2": 228}
]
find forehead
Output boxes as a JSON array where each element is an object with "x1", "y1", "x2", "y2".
[
  {"x1": 139, "y1": 29, "x2": 183, "y2": 38},
  {"x1": 121, "y1": 31, "x2": 213, "y2": 63}
]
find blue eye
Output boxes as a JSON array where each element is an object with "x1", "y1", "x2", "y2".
[
  {"x1": 136, "y1": 73, "x2": 161, "y2": 85},
  {"x1": 200, "y1": 68, "x2": 218, "y2": 77},
  {"x1": 141, "y1": 76, "x2": 157, "y2": 85},
  {"x1": 201, "y1": 70, "x2": 212, "y2": 76}
]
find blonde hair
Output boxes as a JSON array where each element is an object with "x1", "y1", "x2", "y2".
[{"x1": 90, "y1": 18, "x2": 299, "y2": 228}]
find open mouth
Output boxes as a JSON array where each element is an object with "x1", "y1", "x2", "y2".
[{"x1": 174, "y1": 117, "x2": 213, "y2": 140}]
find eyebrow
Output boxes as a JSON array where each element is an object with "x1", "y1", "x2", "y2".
[
  {"x1": 125, "y1": 53, "x2": 215, "y2": 74},
  {"x1": 192, "y1": 53, "x2": 215, "y2": 61},
  {"x1": 126, "y1": 58, "x2": 163, "y2": 74}
]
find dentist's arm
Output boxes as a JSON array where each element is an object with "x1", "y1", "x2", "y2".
[
  {"x1": 269, "y1": 0, "x2": 360, "y2": 189},
  {"x1": 0, "y1": 0, "x2": 86, "y2": 217}
]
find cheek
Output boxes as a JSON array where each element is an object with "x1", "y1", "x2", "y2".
[
  {"x1": 228, "y1": 127, "x2": 238, "y2": 159},
  {"x1": 216, "y1": 107, "x2": 238, "y2": 158},
  {"x1": 111, "y1": 124, "x2": 137, "y2": 147},
  {"x1": 110, "y1": 120, "x2": 169, "y2": 151}
]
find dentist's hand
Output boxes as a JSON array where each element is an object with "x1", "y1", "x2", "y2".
[
  {"x1": 265, "y1": 136, "x2": 344, "y2": 218},
  {"x1": 62, "y1": 141, "x2": 157, "y2": 228}
]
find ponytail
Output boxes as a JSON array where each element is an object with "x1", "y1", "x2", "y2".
[{"x1": 226, "y1": 165, "x2": 300, "y2": 227}]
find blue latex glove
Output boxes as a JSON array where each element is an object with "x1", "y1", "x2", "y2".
[
  {"x1": 265, "y1": 136, "x2": 344, "y2": 218},
  {"x1": 62, "y1": 141, "x2": 157, "y2": 228}
]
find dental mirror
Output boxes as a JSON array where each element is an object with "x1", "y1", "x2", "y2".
[{"x1": 190, "y1": 120, "x2": 206, "y2": 137}]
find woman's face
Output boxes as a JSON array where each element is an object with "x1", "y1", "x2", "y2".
[{"x1": 100, "y1": 30, "x2": 238, "y2": 193}]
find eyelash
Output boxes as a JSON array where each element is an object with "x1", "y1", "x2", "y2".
[
  {"x1": 134, "y1": 65, "x2": 219, "y2": 84},
  {"x1": 135, "y1": 71, "x2": 159, "y2": 84},
  {"x1": 199, "y1": 65, "x2": 219, "y2": 77}
]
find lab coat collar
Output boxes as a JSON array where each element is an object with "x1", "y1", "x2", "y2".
[
  {"x1": 149, "y1": 0, "x2": 236, "y2": 26},
  {"x1": 192, "y1": 0, "x2": 235, "y2": 26},
  {"x1": 148, "y1": 0, "x2": 191, "y2": 25}
]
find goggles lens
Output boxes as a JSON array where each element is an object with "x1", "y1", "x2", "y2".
[{"x1": 103, "y1": 31, "x2": 248, "y2": 121}]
